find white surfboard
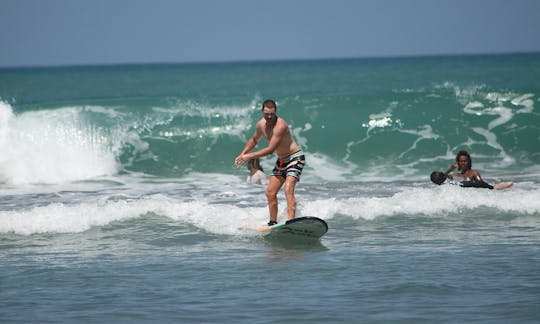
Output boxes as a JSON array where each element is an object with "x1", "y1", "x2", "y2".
[{"x1": 256, "y1": 216, "x2": 328, "y2": 240}]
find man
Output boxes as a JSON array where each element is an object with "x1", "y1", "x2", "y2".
[
  {"x1": 430, "y1": 150, "x2": 513, "y2": 190},
  {"x1": 234, "y1": 99, "x2": 305, "y2": 225}
]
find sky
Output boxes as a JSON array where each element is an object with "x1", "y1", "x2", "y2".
[{"x1": 1, "y1": 0, "x2": 540, "y2": 67}]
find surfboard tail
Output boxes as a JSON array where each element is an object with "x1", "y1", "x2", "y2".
[
  {"x1": 255, "y1": 222, "x2": 284, "y2": 232},
  {"x1": 255, "y1": 225, "x2": 270, "y2": 232}
]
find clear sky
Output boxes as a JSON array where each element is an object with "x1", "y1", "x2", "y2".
[{"x1": 1, "y1": 0, "x2": 540, "y2": 67}]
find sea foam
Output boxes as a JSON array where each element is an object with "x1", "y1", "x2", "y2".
[
  {"x1": 0, "y1": 102, "x2": 119, "y2": 185},
  {"x1": 2, "y1": 181, "x2": 538, "y2": 236}
]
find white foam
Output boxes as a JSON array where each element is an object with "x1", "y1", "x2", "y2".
[
  {"x1": 464, "y1": 102, "x2": 514, "y2": 130},
  {"x1": 398, "y1": 125, "x2": 440, "y2": 158},
  {"x1": 2, "y1": 178, "x2": 538, "y2": 236},
  {"x1": 158, "y1": 100, "x2": 256, "y2": 120},
  {"x1": 472, "y1": 127, "x2": 515, "y2": 167},
  {"x1": 464, "y1": 92, "x2": 535, "y2": 126},
  {"x1": 511, "y1": 93, "x2": 535, "y2": 113},
  {"x1": 459, "y1": 90, "x2": 533, "y2": 170},
  {"x1": 301, "y1": 185, "x2": 540, "y2": 221},
  {"x1": 0, "y1": 101, "x2": 15, "y2": 153},
  {"x1": 455, "y1": 85, "x2": 536, "y2": 120},
  {"x1": 292, "y1": 123, "x2": 312, "y2": 149},
  {"x1": 486, "y1": 92, "x2": 513, "y2": 103},
  {"x1": 464, "y1": 101, "x2": 485, "y2": 116},
  {"x1": 364, "y1": 116, "x2": 391, "y2": 128},
  {"x1": 161, "y1": 120, "x2": 250, "y2": 140},
  {"x1": 0, "y1": 200, "x2": 141, "y2": 235},
  {"x1": 153, "y1": 100, "x2": 258, "y2": 142},
  {"x1": 488, "y1": 107, "x2": 513, "y2": 130},
  {"x1": 0, "y1": 194, "x2": 268, "y2": 236},
  {"x1": 0, "y1": 103, "x2": 119, "y2": 185},
  {"x1": 444, "y1": 82, "x2": 486, "y2": 105},
  {"x1": 361, "y1": 103, "x2": 400, "y2": 131},
  {"x1": 303, "y1": 152, "x2": 357, "y2": 182}
]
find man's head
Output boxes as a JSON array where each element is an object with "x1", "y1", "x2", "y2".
[
  {"x1": 262, "y1": 99, "x2": 277, "y2": 124},
  {"x1": 262, "y1": 99, "x2": 277, "y2": 111},
  {"x1": 430, "y1": 171, "x2": 446, "y2": 185}
]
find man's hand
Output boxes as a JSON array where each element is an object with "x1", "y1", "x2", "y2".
[{"x1": 234, "y1": 155, "x2": 247, "y2": 168}]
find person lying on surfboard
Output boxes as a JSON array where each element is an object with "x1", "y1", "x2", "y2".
[
  {"x1": 234, "y1": 99, "x2": 306, "y2": 226},
  {"x1": 431, "y1": 150, "x2": 513, "y2": 190}
]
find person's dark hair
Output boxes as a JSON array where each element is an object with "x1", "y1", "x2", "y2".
[
  {"x1": 248, "y1": 158, "x2": 264, "y2": 172},
  {"x1": 456, "y1": 150, "x2": 472, "y2": 171},
  {"x1": 262, "y1": 99, "x2": 277, "y2": 111},
  {"x1": 430, "y1": 171, "x2": 446, "y2": 185}
]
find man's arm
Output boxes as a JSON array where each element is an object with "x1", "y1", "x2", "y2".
[
  {"x1": 234, "y1": 121, "x2": 264, "y2": 166},
  {"x1": 247, "y1": 126, "x2": 284, "y2": 159},
  {"x1": 243, "y1": 122, "x2": 286, "y2": 161},
  {"x1": 235, "y1": 120, "x2": 287, "y2": 166},
  {"x1": 240, "y1": 134, "x2": 260, "y2": 155}
]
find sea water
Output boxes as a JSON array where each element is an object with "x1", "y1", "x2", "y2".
[{"x1": 1, "y1": 54, "x2": 539, "y2": 322}]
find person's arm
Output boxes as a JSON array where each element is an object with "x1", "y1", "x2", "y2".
[
  {"x1": 245, "y1": 125, "x2": 284, "y2": 160},
  {"x1": 444, "y1": 162, "x2": 457, "y2": 178},
  {"x1": 240, "y1": 134, "x2": 259, "y2": 155},
  {"x1": 470, "y1": 170, "x2": 483, "y2": 182},
  {"x1": 237, "y1": 120, "x2": 286, "y2": 164},
  {"x1": 234, "y1": 123, "x2": 263, "y2": 167}
]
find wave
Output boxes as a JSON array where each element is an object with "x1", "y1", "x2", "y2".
[
  {"x1": 2, "y1": 183, "x2": 538, "y2": 236},
  {"x1": 0, "y1": 102, "x2": 119, "y2": 184},
  {"x1": 1, "y1": 76, "x2": 538, "y2": 185}
]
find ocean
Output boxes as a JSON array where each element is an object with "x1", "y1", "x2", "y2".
[{"x1": 1, "y1": 54, "x2": 539, "y2": 322}]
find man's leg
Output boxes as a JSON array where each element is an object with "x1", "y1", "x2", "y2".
[
  {"x1": 265, "y1": 176, "x2": 285, "y2": 223},
  {"x1": 283, "y1": 176, "x2": 298, "y2": 220}
]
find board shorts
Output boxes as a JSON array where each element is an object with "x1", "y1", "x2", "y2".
[{"x1": 272, "y1": 150, "x2": 305, "y2": 181}]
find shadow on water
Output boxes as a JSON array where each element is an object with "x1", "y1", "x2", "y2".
[{"x1": 263, "y1": 235, "x2": 328, "y2": 251}]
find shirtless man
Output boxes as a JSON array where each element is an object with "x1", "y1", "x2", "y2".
[
  {"x1": 431, "y1": 150, "x2": 513, "y2": 190},
  {"x1": 234, "y1": 99, "x2": 305, "y2": 225}
]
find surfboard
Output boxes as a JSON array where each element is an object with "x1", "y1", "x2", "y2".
[{"x1": 256, "y1": 216, "x2": 328, "y2": 240}]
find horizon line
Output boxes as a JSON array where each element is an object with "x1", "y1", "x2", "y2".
[{"x1": 1, "y1": 50, "x2": 539, "y2": 70}]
